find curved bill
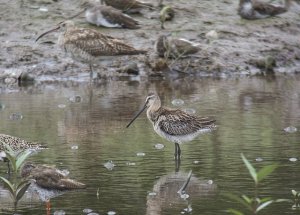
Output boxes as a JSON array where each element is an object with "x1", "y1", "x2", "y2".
[
  {"x1": 126, "y1": 104, "x2": 147, "y2": 128},
  {"x1": 35, "y1": 26, "x2": 60, "y2": 42}
]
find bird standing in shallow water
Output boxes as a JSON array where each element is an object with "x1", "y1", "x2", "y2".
[
  {"x1": 35, "y1": 20, "x2": 146, "y2": 82},
  {"x1": 21, "y1": 162, "x2": 86, "y2": 213},
  {"x1": 126, "y1": 93, "x2": 216, "y2": 160},
  {"x1": 238, "y1": 0, "x2": 291, "y2": 20}
]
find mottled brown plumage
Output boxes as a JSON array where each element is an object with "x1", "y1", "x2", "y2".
[
  {"x1": 155, "y1": 35, "x2": 201, "y2": 58},
  {"x1": 36, "y1": 20, "x2": 146, "y2": 81},
  {"x1": 126, "y1": 93, "x2": 216, "y2": 159},
  {"x1": 81, "y1": 2, "x2": 140, "y2": 29},
  {"x1": 238, "y1": 0, "x2": 291, "y2": 20},
  {"x1": 102, "y1": 0, "x2": 154, "y2": 13},
  {"x1": 0, "y1": 134, "x2": 45, "y2": 152}
]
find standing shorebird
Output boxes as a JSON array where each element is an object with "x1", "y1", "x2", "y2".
[
  {"x1": 35, "y1": 20, "x2": 146, "y2": 81},
  {"x1": 101, "y1": 0, "x2": 154, "y2": 13},
  {"x1": 155, "y1": 35, "x2": 201, "y2": 58},
  {"x1": 72, "y1": 2, "x2": 140, "y2": 29},
  {"x1": 126, "y1": 93, "x2": 216, "y2": 160},
  {"x1": 0, "y1": 134, "x2": 46, "y2": 172},
  {"x1": 21, "y1": 162, "x2": 86, "y2": 214},
  {"x1": 159, "y1": 5, "x2": 175, "y2": 29},
  {"x1": 238, "y1": 0, "x2": 291, "y2": 20}
]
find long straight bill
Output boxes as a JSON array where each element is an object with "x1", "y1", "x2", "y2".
[
  {"x1": 126, "y1": 105, "x2": 147, "y2": 128},
  {"x1": 35, "y1": 26, "x2": 60, "y2": 42}
]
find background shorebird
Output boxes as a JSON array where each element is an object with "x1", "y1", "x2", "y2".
[
  {"x1": 126, "y1": 93, "x2": 216, "y2": 160},
  {"x1": 159, "y1": 5, "x2": 175, "y2": 29},
  {"x1": 0, "y1": 134, "x2": 46, "y2": 172},
  {"x1": 21, "y1": 162, "x2": 86, "y2": 214},
  {"x1": 238, "y1": 0, "x2": 291, "y2": 20},
  {"x1": 35, "y1": 20, "x2": 146, "y2": 81},
  {"x1": 155, "y1": 35, "x2": 201, "y2": 58},
  {"x1": 101, "y1": 0, "x2": 154, "y2": 14},
  {"x1": 72, "y1": 2, "x2": 140, "y2": 29}
]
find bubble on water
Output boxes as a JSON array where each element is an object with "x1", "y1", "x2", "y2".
[
  {"x1": 9, "y1": 113, "x2": 23, "y2": 120},
  {"x1": 172, "y1": 99, "x2": 184, "y2": 106},
  {"x1": 53, "y1": 210, "x2": 66, "y2": 215},
  {"x1": 207, "y1": 180, "x2": 213, "y2": 185},
  {"x1": 136, "y1": 152, "x2": 145, "y2": 157},
  {"x1": 83, "y1": 208, "x2": 93, "y2": 214},
  {"x1": 126, "y1": 162, "x2": 136, "y2": 166},
  {"x1": 104, "y1": 161, "x2": 115, "y2": 170},
  {"x1": 69, "y1": 95, "x2": 82, "y2": 103},
  {"x1": 255, "y1": 157, "x2": 263, "y2": 162},
  {"x1": 88, "y1": 213, "x2": 99, "y2": 215},
  {"x1": 154, "y1": 143, "x2": 165, "y2": 150},
  {"x1": 284, "y1": 126, "x2": 297, "y2": 133},
  {"x1": 71, "y1": 145, "x2": 78, "y2": 150},
  {"x1": 148, "y1": 192, "x2": 157, "y2": 196},
  {"x1": 107, "y1": 211, "x2": 116, "y2": 215},
  {"x1": 180, "y1": 193, "x2": 189, "y2": 200},
  {"x1": 183, "y1": 108, "x2": 196, "y2": 115},
  {"x1": 58, "y1": 104, "x2": 66, "y2": 109},
  {"x1": 193, "y1": 160, "x2": 200, "y2": 164},
  {"x1": 289, "y1": 157, "x2": 297, "y2": 162}
]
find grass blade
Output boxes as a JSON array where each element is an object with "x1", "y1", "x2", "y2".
[{"x1": 241, "y1": 153, "x2": 257, "y2": 185}]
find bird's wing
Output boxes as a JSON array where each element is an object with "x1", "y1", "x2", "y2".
[
  {"x1": 253, "y1": 2, "x2": 287, "y2": 15},
  {"x1": 158, "y1": 109, "x2": 215, "y2": 136},
  {"x1": 64, "y1": 28, "x2": 145, "y2": 56}
]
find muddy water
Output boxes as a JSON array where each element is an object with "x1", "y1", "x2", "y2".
[{"x1": 0, "y1": 76, "x2": 299, "y2": 214}]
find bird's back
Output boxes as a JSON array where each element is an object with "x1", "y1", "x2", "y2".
[{"x1": 0, "y1": 134, "x2": 45, "y2": 152}]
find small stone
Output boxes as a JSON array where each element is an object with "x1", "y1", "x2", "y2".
[
  {"x1": 136, "y1": 152, "x2": 145, "y2": 157},
  {"x1": 83, "y1": 209, "x2": 94, "y2": 214},
  {"x1": 107, "y1": 211, "x2": 116, "y2": 215},
  {"x1": 9, "y1": 113, "x2": 23, "y2": 120},
  {"x1": 53, "y1": 210, "x2": 66, "y2": 215},
  {"x1": 284, "y1": 126, "x2": 297, "y2": 133},
  {"x1": 39, "y1": 7, "x2": 48, "y2": 12},
  {"x1": 172, "y1": 99, "x2": 184, "y2": 106},
  {"x1": 148, "y1": 192, "x2": 157, "y2": 196},
  {"x1": 154, "y1": 143, "x2": 165, "y2": 150},
  {"x1": 207, "y1": 180, "x2": 213, "y2": 185},
  {"x1": 205, "y1": 30, "x2": 218, "y2": 41},
  {"x1": 126, "y1": 162, "x2": 136, "y2": 166},
  {"x1": 255, "y1": 157, "x2": 263, "y2": 162},
  {"x1": 104, "y1": 161, "x2": 115, "y2": 170},
  {"x1": 289, "y1": 158, "x2": 297, "y2": 162},
  {"x1": 88, "y1": 213, "x2": 99, "y2": 215},
  {"x1": 193, "y1": 160, "x2": 200, "y2": 164}
]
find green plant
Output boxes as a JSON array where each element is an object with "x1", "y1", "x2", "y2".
[
  {"x1": 292, "y1": 190, "x2": 300, "y2": 210},
  {"x1": 225, "y1": 153, "x2": 289, "y2": 215},
  {"x1": 0, "y1": 143, "x2": 32, "y2": 211}
]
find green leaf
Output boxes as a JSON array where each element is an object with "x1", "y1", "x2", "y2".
[
  {"x1": 292, "y1": 190, "x2": 298, "y2": 197},
  {"x1": 222, "y1": 193, "x2": 252, "y2": 211},
  {"x1": 16, "y1": 150, "x2": 32, "y2": 171},
  {"x1": 16, "y1": 181, "x2": 31, "y2": 201},
  {"x1": 241, "y1": 153, "x2": 257, "y2": 184},
  {"x1": 226, "y1": 209, "x2": 244, "y2": 215},
  {"x1": 0, "y1": 176, "x2": 15, "y2": 194},
  {"x1": 259, "y1": 197, "x2": 272, "y2": 203},
  {"x1": 257, "y1": 164, "x2": 278, "y2": 183},
  {"x1": 275, "y1": 199, "x2": 293, "y2": 203},
  {"x1": 255, "y1": 200, "x2": 273, "y2": 213},
  {"x1": 241, "y1": 195, "x2": 252, "y2": 204}
]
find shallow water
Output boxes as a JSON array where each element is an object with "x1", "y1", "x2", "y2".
[{"x1": 0, "y1": 76, "x2": 300, "y2": 215}]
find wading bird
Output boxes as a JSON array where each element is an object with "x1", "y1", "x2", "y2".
[{"x1": 126, "y1": 93, "x2": 216, "y2": 160}]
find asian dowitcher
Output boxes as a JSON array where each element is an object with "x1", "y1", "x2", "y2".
[
  {"x1": 0, "y1": 134, "x2": 46, "y2": 172},
  {"x1": 101, "y1": 0, "x2": 154, "y2": 14},
  {"x1": 155, "y1": 35, "x2": 201, "y2": 58},
  {"x1": 21, "y1": 162, "x2": 86, "y2": 213},
  {"x1": 73, "y1": 2, "x2": 140, "y2": 29},
  {"x1": 126, "y1": 93, "x2": 216, "y2": 160},
  {"x1": 238, "y1": 0, "x2": 291, "y2": 20},
  {"x1": 35, "y1": 20, "x2": 146, "y2": 81}
]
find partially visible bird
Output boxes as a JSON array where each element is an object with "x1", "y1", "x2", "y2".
[
  {"x1": 0, "y1": 134, "x2": 46, "y2": 172},
  {"x1": 21, "y1": 162, "x2": 86, "y2": 213},
  {"x1": 238, "y1": 0, "x2": 291, "y2": 20},
  {"x1": 72, "y1": 2, "x2": 140, "y2": 29},
  {"x1": 126, "y1": 93, "x2": 216, "y2": 160},
  {"x1": 35, "y1": 20, "x2": 146, "y2": 81},
  {"x1": 159, "y1": 5, "x2": 175, "y2": 29},
  {"x1": 155, "y1": 35, "x2": 201, "y2": 58},
  {"x1": 101, "y1": 0, "x2": 154, "y2": 13}
]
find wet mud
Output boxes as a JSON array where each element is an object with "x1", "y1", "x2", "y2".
[{"x1": 1, "y1": 0, "x2": 300, "y2": 83}]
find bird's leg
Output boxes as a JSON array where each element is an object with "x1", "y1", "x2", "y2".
[
  {"x1": 89, "y1": 64, "x2": 94, "y2": 83},
  {"x1": 174, "y1": 142, "x2": 181, "y2": 160},
  {"x1": 7, "y1": 161, "x2": 11, "y2": 175},
  {"x1": 175, "y1": 157, "x2": 181, "y2": 172}
]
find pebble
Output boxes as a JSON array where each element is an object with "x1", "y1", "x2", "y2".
[
  {"x1": 71, "y1": 145, "x2": 78, "y2": 150},
  {"x1": 9, "y1": 113, "x2": 23, "y2": 120},
  {"x1": 154, "y1": 143, "x2": 165, "y2": 150},
  {"x1": 255, "y1": 157, "x2": 263, "y2": 162},
  {"x1": 104, "y1": 161, "x2": 115, "y2": 170},
  {"x1": 148, "y1": 192, "x2": 157, "y2": 196},
  {"x1": 284, "y1": 126, "x2": 297, "y2": 133},
  {"x1": 289, "y1": 158, "x2": 297, "y2": 162},
  {"x1": 107, "y1": 211, "x2": 116, "y2": 215},
  {"x1": 136, "y1": 152, "x2": 146, "y2": 157},
  {"x1": 53, "y1": 210, "x2": 66, "y2": 215}
]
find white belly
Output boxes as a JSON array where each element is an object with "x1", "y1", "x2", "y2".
[{"x1": 85, "y1": 10, "x2": 121, "y2": 28}]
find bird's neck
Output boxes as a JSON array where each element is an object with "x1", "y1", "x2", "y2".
[{"x1": 146, "y1": 99, "x2": 162, "y2": 123}]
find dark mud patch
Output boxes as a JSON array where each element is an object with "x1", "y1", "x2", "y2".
[{"x1": 1, "y1": 0, "x2": 300, "y2": 83}]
